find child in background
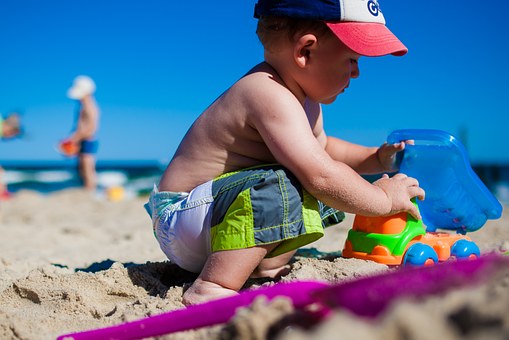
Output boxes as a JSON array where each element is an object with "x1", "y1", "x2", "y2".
[
  {"x1": 62, "y1": 75, "x2": 100, "y2": 191},
  {"x1": 0, "y1": 112, "x2": 22, "y2": 199},
  {"x1": 0, "y1": 113, "x2": 21, "y2": 140},
  {"x1": 145, "y1": 0, "x2": 425, "y2": 305},
  {"x1": 0, "y1": 167, "x2": 7, "y2": 200}
]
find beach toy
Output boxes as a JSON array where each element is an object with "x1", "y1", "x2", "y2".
[
  {"x1": 342, "y1": 129, "x2": 502, "y2": 265},
  {"x1": 106, "y1": 186, "x2": 125, "y2": 202},
  {"x1": 387, "y1": 129, "x2": 502, "y2": 234},
  {"x1": 57, "y1": 255, "x2": 509, "y2": 340},
  {"x1": 57, "y1": 139, "x2": 80, "y2": 157},
  {"x1": 67, "y1": 75, "x2": 96, "y2": 100},
  {"x1": 342, "y1": 200, "x2": 480, "y2": 266}
]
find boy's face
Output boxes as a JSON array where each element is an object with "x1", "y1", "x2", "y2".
[{"x1": 303, "y1": 34, "x2": 361, "y2": 104}]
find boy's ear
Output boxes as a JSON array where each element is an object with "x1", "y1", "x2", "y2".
[{"x1": 294, "y1": 34, "x2": 318, "y2": 68}]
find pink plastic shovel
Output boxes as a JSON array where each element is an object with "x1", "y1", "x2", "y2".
[{"x1": 57, "y1": 255, "x2": 509, "y2": 340}]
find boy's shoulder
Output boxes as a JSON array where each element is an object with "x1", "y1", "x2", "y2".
[
  {"x1": 232, "y1": 63, "x2": 302, "y2": 114},
  {"x1": 236, "y1": 63, "x2": 283, "y2": 92}
]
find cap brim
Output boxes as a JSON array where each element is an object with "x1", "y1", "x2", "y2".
[{"x1": 326, "y1": 22, "x2": 408, "y2": 57}]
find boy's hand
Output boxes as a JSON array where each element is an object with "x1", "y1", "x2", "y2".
[
  {"x1": 373, "y1": 173, "x2": 425, "y2": 220},
  {"x1": 376, "y1": 140, "x2": 413, "y2": 172}
]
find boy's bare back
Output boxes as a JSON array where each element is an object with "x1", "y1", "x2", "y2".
[{"x1": 159, "y1": 62, "x2": 320, "y2": 193}]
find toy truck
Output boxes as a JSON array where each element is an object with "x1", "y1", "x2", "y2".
[
  {"x1": 342, "y1": 206, "x2": 480, "y2": 266},
  {"x1": 343, "y1": 129, "x2": 503, "y2": 266}
]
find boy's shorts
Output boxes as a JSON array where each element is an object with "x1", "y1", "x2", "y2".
[
  {"x1": 80, "y1": 139, "x2": 98, "y2": 154},
  {"x1": 145, "y1": 165, "x2": 344, "y2": 273}
]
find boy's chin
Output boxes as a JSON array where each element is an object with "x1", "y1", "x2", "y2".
[{"x1": 321, "y1": 95, "x2": 339, "y2": 105}]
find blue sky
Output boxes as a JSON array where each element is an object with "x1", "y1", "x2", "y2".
[{"x1": 1, "y1": 1, "x2": 508, "y2": 165}]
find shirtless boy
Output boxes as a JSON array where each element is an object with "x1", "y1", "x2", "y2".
[
  {"x1": 65, "y1": 76, "x2": 100, "y2": 191},
  {"x1": 145, "y1": 0, "x2": 425, "y2": 305}
]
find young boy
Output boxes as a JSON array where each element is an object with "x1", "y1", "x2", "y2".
[
  {"x1": 145, "y1": 0, "x2": 425, "y2": 305},
  {"x1": 0, "y1": 113, "x2": 21, "y2": 140},
  {"x1": 63, "y1": 75, "x2": 100, "y2": 191},
  {"x1": 0, "y1": 112, "x2": 22, "y2": 199}
]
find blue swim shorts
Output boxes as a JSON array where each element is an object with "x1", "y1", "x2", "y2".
[
  {"x1": 145, "y1": 165, "x2": 344, "y2": 273},
  {"x1": 80, "y1": 139, "x2": 98, "y2": 154}
]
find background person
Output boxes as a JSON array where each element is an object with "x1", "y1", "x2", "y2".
[
  {"x1": 61, "y1": 75, "x2": 100, "y2": 191},
  {"x1": 1, "y1": 112, "x2": 23, "y2": 199}
]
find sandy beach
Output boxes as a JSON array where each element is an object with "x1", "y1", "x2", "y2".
[{"x1": 1, "y1": 189, "x2": 508, "y2": 339}]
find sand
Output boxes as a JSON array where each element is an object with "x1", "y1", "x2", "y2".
[{"x1": 0, "y1": 189, "x2": 508, "y2": 339}]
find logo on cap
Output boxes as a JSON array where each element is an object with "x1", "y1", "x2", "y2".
[{"x1": 367, "y1": 0, "x2": 380, "y2": 16}]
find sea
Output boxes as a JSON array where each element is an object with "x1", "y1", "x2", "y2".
[
  {"x1": 1, "y1": 160, "x2": 165, "y2": 198},
  {"x1": 1, "y1": 160, "x2": 509, "y2": 205}
]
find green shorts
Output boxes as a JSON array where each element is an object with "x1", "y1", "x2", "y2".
[{"x1": 146, "y1": 165, "x2": 345, "y2": 272}]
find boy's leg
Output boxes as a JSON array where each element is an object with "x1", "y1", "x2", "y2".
[
  {"x1": 0, "y1": 166, "x2": 5, "y2": 193},
  {"x1": 183, "y1": 243, "x2": 284, "y2": 306},
  {"x1": 79, "y1": 154, "x2": 97, "y2": 191},
  {"x1": 182, "y1": 166, "x2": 328, "y2": 305},
  {"x1": 251, "y1": 250, "x2": 296, "y2": 279}
]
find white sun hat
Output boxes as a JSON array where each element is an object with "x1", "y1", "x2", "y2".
[{"x1": 67, "y1": 75, "x2": 96, "y2": 100}]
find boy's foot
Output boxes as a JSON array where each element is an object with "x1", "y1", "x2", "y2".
[{"x1": 182, "y1": 278, "x2": 238, "y2": 306}]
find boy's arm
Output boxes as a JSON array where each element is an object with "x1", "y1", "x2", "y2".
[
  {"x1": 324, "y1": 136, "x2": 406, "y2": 174},
  {"x1": 324, "y1": 135, "x2": 380, "y2": 174},
  {"x1": 248, "y1": 87, "x2": 422, "y2": 218},
  {"x1": 309, "y1": 101, "x2": 404, "y2": 175}
]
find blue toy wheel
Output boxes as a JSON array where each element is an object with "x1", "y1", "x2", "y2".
[
  {"x1": 451, "y1": 239, "x2": 480, "y2": 259},
  {"x1": 403, "y1": 243, "x2": 439, "y2": 266}
]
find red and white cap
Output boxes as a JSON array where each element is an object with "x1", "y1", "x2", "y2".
[{"x1": 254, "y1": 0, "x2": 407, "y2": 57}]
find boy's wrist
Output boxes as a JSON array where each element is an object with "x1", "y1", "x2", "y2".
[
  {"x1": 372, "y1": 178, "x2": 394, "y2": 216},
  {"x1": 377, "y1": 187, "x2": 393, "y2": 216},
  {"x1": 375, "y1": 147, "x2": 386, "y2": 171},
  {"x1": 376, "y1": 146, "x2": 397, "y2": 172}
]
